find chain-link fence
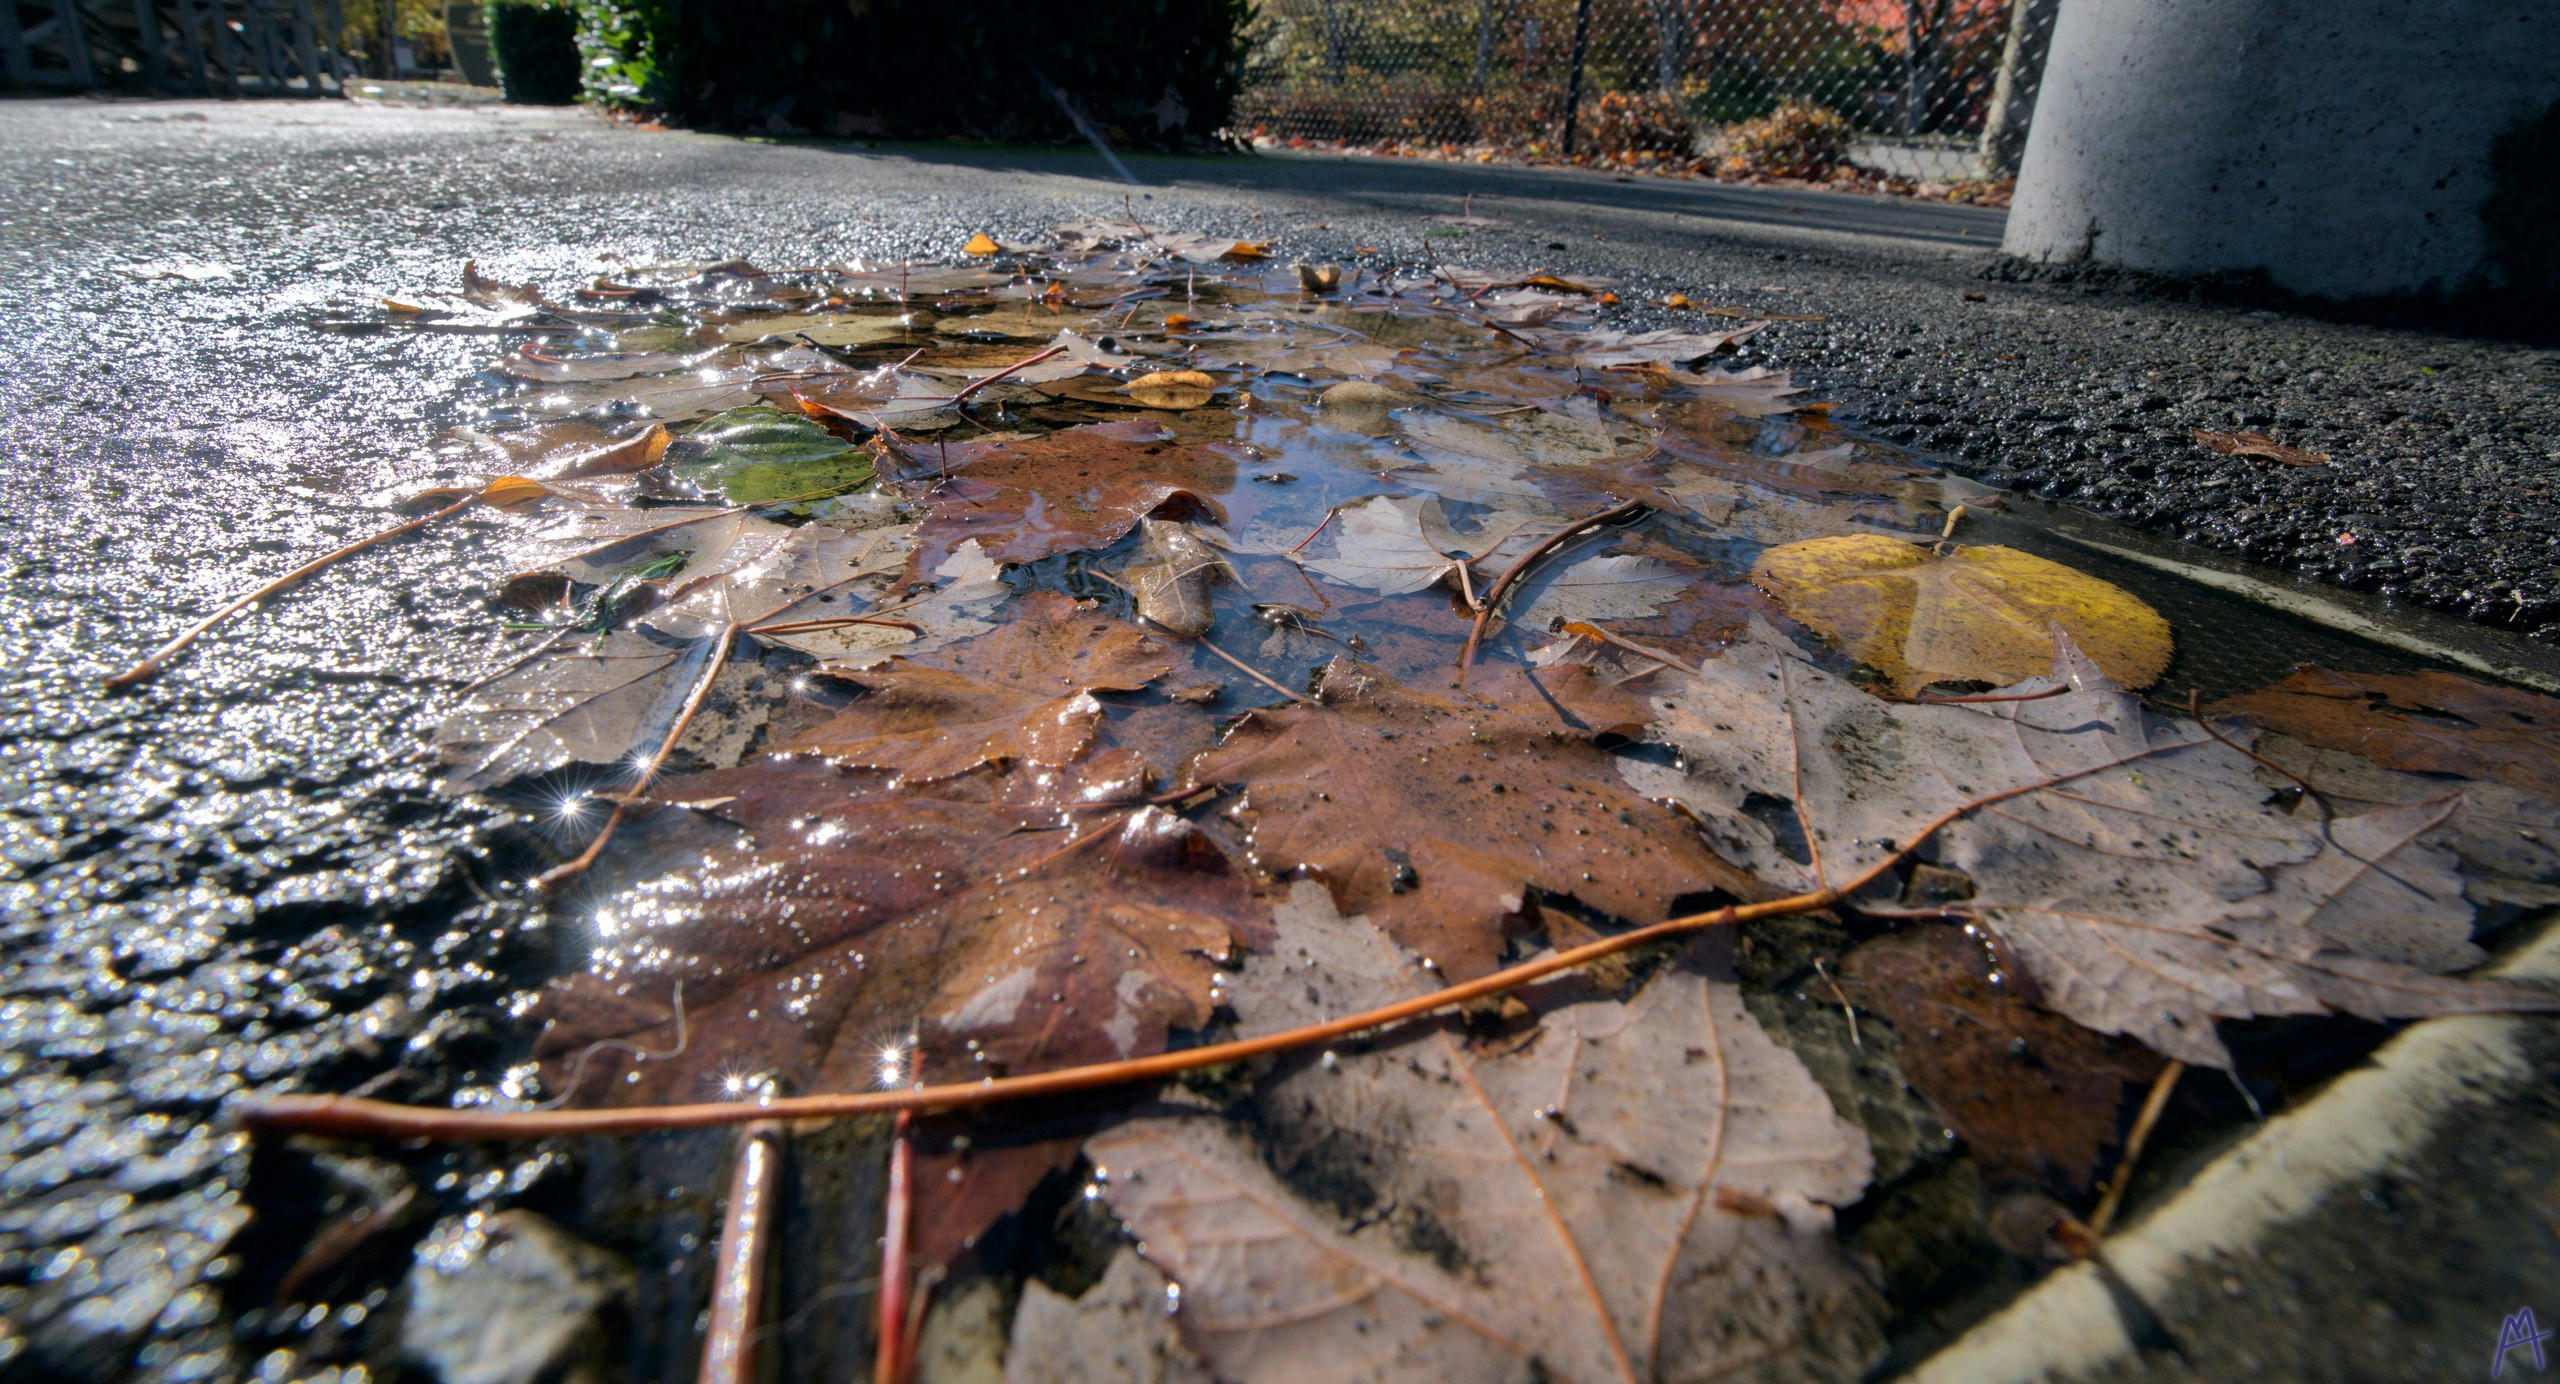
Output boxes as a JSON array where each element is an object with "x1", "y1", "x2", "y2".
[{"x1": 1237, "y1": 0, "x2": 2057, "y2": 183}]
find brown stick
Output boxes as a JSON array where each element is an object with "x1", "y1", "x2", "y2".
[
  {"x1": 873, "y1": 1110, "x2": 916, "y2": 1384},
  {"x1": 106, "y1": 488, "x2": 489, "y2": 690},
  {"x1": 942, "y1": 344, "x2": 1068, "y2": 407},
  {"x1": 237, "y1": 713, "x2": 2225, "y2": 1144},
  {"x1": 1285, "y1": 504, "x2": 1343, "y2": 557},
  {"x1": 240, "y1": 897, "x2": 1769, "y2": 1141},
  {"x1": 1195, "y1": 636, "x2": 1317, "y2": 706},
  {"x1": 2090, "y1": 1060, "x2": 2184, "y2": 1234},
  {"x1": 1555, "y1": 620, "x2": 1697, "y2": 676},
  {"x1": 699, "y1": 1121, "x2": 784, "y2": 1384},
  {"x1": 1459, "y1": 497, "x2": 1648, "y2": 674},
  {"x1": 532, "y1": 621, "x2": 740, "y2": 893}
]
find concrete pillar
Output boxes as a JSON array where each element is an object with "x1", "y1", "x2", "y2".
[{"x1": 2003, "y1": 0, "x2": 2560, "y2": 301}]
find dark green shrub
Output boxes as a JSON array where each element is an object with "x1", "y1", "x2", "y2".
[
  {"x1": 570, "y1": 0, "x2": 1248, "y2": 146},
  {"x1": 486, "y1": 0, "x2": 583, "y2": 104}
]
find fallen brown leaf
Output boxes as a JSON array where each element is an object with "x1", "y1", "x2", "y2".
[
  {"x1": 1185, "y1": 657, "x2": 1761, "y2": 978},
  {"x1": 2210, "y1": 666, "x2": 2560, "y2": 803}
]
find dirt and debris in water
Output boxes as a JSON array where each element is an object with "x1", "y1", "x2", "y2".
[{"x1": 41, "y1": 221, "x2": 2560, "y2": 1383}]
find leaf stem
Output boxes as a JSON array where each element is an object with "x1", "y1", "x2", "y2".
[{"x1": 945, "y1": 344, "x2": 1068, "y2": 407}]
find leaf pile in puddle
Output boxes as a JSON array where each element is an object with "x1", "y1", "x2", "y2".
[{"x1": 342, "y1": 227, "x2": 2560, "y2": 1373}]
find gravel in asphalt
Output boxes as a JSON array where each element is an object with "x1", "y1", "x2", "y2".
[{"x1": 0, "y1": 95, "x2": 2553, "y2": 1382}]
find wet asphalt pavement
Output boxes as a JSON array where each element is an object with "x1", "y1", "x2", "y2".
[{"x1": 0, "y1": 95, "x2": 2554, "y2": 1382}]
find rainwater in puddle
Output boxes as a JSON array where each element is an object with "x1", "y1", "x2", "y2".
[{"x1": 227, "y1": 227, "x2": 2560, "y2": 1381}]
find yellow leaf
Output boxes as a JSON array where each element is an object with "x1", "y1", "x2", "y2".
[
  {"x1": 381, "y1": 297, "x2": 425, "y2": 313},
  {"x1": 1665, "y1": 293, "x2": 1694, "y2": 309},
  {"x1": 1163, "y1": 313, "x2": 1196, "y2": 332},
  {"x1": 1221, "y1": 241, "x2": 1272, "y2": 262},
  {"x1": 478, "y1": 475, "x2": 553, "y2": 509},
  {"x1": 963, "y1": 233, "x2": 1003, "y2": 256},
  {"x1": 1752, "y1": 535, "x2": 2171, "y2": 695},
  {"x1": 1117, "y1": 370, "x2": 1219, "y2": 411}
]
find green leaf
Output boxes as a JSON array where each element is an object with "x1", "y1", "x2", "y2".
[{"x1": 664, "y1": 405, "x2": 874, "y2": 505}]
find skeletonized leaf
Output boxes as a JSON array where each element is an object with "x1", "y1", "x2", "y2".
[
  {"x1": 1624, "y1": 622, "x2": 2557, "y2": 1064},
  {"x1": 1082, "y1": 882, "x2": 1886, "y2": 1384},
  {"x1": 1752, "y1": 534, "x2": 2171, "y2": 694}
]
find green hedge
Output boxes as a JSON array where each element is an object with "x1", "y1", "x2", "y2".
[
  {"x1": 572, "y1": 0, "x2": 1249, "y2": 145},
  {"x1": 486, "y1": 0, "x2": 584, "y2": 105}
]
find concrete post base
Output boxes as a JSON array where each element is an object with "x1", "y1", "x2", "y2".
[{"x1": 2003, "y1": 0, "x2": 2559, "y2": 302}]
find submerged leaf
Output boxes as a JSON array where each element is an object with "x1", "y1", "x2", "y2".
[
  {"x1": 1185, "y1": 658, "x2": 1759, "y2": 978},
  {"x1": 1752, "y1": 534, "x2": 2171, "y2": 694},
  {"x1": 1839, "y1": 926, "x2": 2163, "y2": 1195},
  {"x1": 907, "y1": 419, "x2": 1234, "y2": 571},
  {"x1": 1082, "y1": 882, "x2": 1886, "y2": 1384},
  {"x1": 2210, "y1": 666, "x2": 2560, "y2": 803},
  {"x1": 1304, "y1": 494, "x2": 1537, "y2": 596},
  {"x1": 1625, "y1": 623, "x2": 2556, "y2": 1064},
  {"x1": 1122, "y1": 519, "x2": 1235, "y2": 639},
  {"x1": 536, "y1": 758, "x2": 1270, "y2": 1106},
  {"x1": 664, "y1": 404, "x2": 876, "y2": 504},
  {"x1": 793, "y1": 592, "x2": 1174, "y2": 780}
]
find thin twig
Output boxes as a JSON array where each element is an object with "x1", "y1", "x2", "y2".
[
  {"x1": 1811, "y1": 958, "x2": 1861, "y2": 1049},
  {"x1": 532, "y1": 620, "x2": 740, "y2": 893},
  {"x1": 873, "y1": 1110, "x2": 916, "y2": 1384},
  {"x1": 106, "y1": 487, "x2": 491, "y2": 690},
  {"x1": 1460, "y1": 497, "x2": 1648, "y2": 674},
  {"x1": 1556, "y1": 620, "x2": 1698, "y2": 675},
  {"x1": 2090, "y1": 1060, "x2": 2184, "y2": 1233},
  {"x1": 1195, "y1": 636, "x2": 1317, "y2": 706},
  {"x1": 943, "y1": 344, "x2": 1067, "y2": 407},
  {"x1": 1285, "y1": 505, "x2": 1343, "y2": 557},
  {"x1": 1909, "y1": 684, "x2": 2071, "y2": 706},
  {"x1": 700, "y1": 1121, "x2": 784, "y2": 1384},
  {"x1": 238, "y1": 718, "x2": 2227, "y2": 1143}
]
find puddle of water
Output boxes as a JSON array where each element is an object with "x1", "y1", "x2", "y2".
[{"x1": 259, "y1": 241, "x2": 2560, "y2": 1379}]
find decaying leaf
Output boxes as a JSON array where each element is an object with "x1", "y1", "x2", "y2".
[
  {"x1": 1006, "y1": 1250, "x2": 1212, "y2": 1384},
  {"x1": 1505, "y1": 549, "x2": 1696, "y2": 631},
  {"x1": 1081, "y1": 882, "x2": 1886, "y2": 1384},
  {"x1": 2191, "y1": 428, "x2": 2330, "y2": 466},
  {"x1": 1186, "y1": 658, "x2": 1760, "y2": 978},
  {"x1": 908, "y1": 419, "x2": 1235, "y2": 571},
  {"x1": 1838, "y1": 926, "x2": 2163, "y2": 1194},
  {"x1": 1752, "y1": 534, "x2": 2172, "y2": 694},
  {"x1": 1623, "y1": 622, "x2": 2556, "y2": 1064},
  {"x1": 535, "y1": 756, "x2": 1270, "y2": 1104},
  {"x1": 2211, "y1": 665, "x2": 2560, "y2": 803},
  {"x1": 1305, "y1": 494, "x2": 1538, "y2": 596},
  {"x1": 1123, "y1": 519, "x2": 1236, "y2": 639},
  {"x1": 793, "y1": 592, "x2": 1174, "y2": 780}
]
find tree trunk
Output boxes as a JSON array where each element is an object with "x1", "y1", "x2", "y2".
[
  {"x1": 1974, "y1": 0, "x2": 2058, "y2": 178},
  {"x1": 1647, "y1": 0, "x2": 1689, "y2": 93}
]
